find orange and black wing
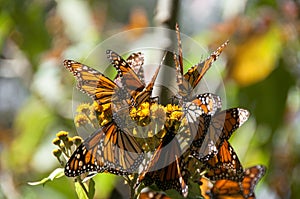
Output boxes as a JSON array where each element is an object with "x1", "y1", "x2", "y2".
[
  {"x1": 133, "y1": 59, "x2": 161, "y2": 108},
  {"x1": 126, "y1": 52, "x2": 145, "y2": 84},
  {"x1": 174, "y1": 24, "x2": 228, "y2": 98},
  {"x1": 204, "y1": 140, "x2": 244, "y2": 182},
  {"x1": 204, "y1": 165, "x2": 266, "y2": 199},
  {"x1": 183, "y1": 41, "x2": 229, "y2": 90},
  {"x1": 174, "y1": 24, "x2": 189, "y2": 98},
  {"x1": 192, "y1": 108, "x2": 250, "y2": 162},
  {"x1": 63, "y1": 60, "x2": 126, "y2": 107},
  {"x1": 107, "y1": 50, "x2": 162, "y2": 108},
  {"x1": 137, "y1": 129, "x2": 189, "y2": 197},
  {"x1": 64, "y1": 122, "x2": 144, "y2": 177},
  {"x1": 201, "y1": 177, "x2": 242, "y2": 199},
  {"x1": 191, "y1": 93, "x2": 222, "y2": 116},
  {"x1": 239, "y1": 165, "x2": 266, "y2": 199},
  {"x1": 181, "y1": 93, "x2": 222, "y2": 147},
  {"x1": 106, "y1": 50, "x2": 145, "y2": 99}
]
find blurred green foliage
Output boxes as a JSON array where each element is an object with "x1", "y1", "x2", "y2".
[{"x1": 0, "y1": 0, "x2": 299, "y2": 198}]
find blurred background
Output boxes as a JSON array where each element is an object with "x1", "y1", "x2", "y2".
[{"x1": 0, "y1": 0, "x2": 299, "y2": 198}]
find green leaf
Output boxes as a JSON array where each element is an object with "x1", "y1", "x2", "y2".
[
  {"x1": 88, "y1": 179, "x2": 95, "y2": 199},
  {"x1": 28, "y1": 168, "x2": 65, "y2": 186},
  {"x1": 75, "y1": 181, "x2": 89, "y2": 199}
]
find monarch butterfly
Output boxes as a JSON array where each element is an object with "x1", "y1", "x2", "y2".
[
  {"x1": 112, "y1": 52, "x2": 145, "y2": 89},
  {"x1": 107, "y1": 50, "x2": 162, "y2": 108},
  {"x1": 125, "y1": 52, "x2": 145, "y2": 84},
  {"x1": 204, "y1": 140, "x2": 244, "y2": 182},
  {"x1": 201, "y1": 165, "x2": 266, "y2": 199},
  {"x1": 173, "y1": 25, "x2": 225, "y2": 155},
  {"x1": 107, "y1": 50, "x2": 145, "y2": 95},
  {"x1": 182, "y1": 93, "x2": 222, "y2": 140},
  {"x1": 65, "y1": 120, "x2": 144, "y2": 176},
  {"x1": 136, "y1": 128, "x2": 189, "y2": 197},
  {"x1": 174, "y1": 24, "x2": 229, "y2": 99},
  {"x1": 64, "y1": 60, "x2": 129, "y2": 108},
  {"x1": 191, "y1": 108, "x2": 250, "y2": 162},
  {"x1": 64, "y1": 56, "x2": 152, "y2": 176}
]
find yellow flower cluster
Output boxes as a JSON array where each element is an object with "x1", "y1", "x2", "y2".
[
  {"x1": 71, "y1": 101, "x2": 189, "y2": 152},
  {"x1": 51, "y1": 131, "x2": 83, "y2": 164}
]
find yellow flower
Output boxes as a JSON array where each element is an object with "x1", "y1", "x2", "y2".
[
  {"x1": 56, "y1": 131, "x2": 69, "y2": 141},
  {"x1": 76, "y1": 103, "x2": 91, "y2": 114},
  {"x1": 52, "y1": 137, "x2": 61, "y2": 146},
  {"x1": 137, "y1": 107, "x2": 150, "y2": 118},
  {"x1": 165, "y1": 104, "x2": 174, "y2": 113},
  {"x1": 65, "y1": 137, "x2": 73, "y2": 148},
  {"x1": 130, "y1": 107, "x2": 137, "y2": 118},
  {"x1": 74, "y1": 114, "x2": 89, "y2": 127},
  {"x1": 52, "y1": 149, "x2": 62, "y2": 158},
  {"x1": 102, "y1": 103, "x2": 111, "y2": 112},
  {"x1": 72, "y1": 136, "x2": 83, "y2": 146},
  {"x1": 100, "y1": 118, "x2": 110, "y2": 126},
  {"x1": 88, "y1": 111, "x2": 97, "y2": 122},
  {"x1": 170, "y1": 110, "x2": 183, "y2": 121}
]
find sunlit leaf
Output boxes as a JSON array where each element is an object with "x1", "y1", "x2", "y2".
[
  {"x1": 75, "y1": 181, "x2": 89, "y2": 199},
  {"x1": 28, "y1": 168, "x2": 64, "y2": 186},
  {"x1": 231, "y1": 25, "x2": 282, "y2": 86}
]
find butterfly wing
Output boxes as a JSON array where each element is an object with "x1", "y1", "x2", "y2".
[
  {"x1": 107, "y1": 50, "x2": 162, "y2": 108},
  {"x1": 192, "y1": 108, "x2": 250, "y2": 162},
  {"x1": 174, "y1": 25, "x2": 228, "y2": 98},
  {"x1": 174, "y1": 24, "x2": 189, "y2": 99},
  {"x1": 126, "y1": 52, "x2": 145, "y2": 84},
  {"x1": 205, "y1": 165, "x2": 266, "y2": 199},
  {"x1": 204, "y1": 140, "x2": 244, "y2": 182},
  {"x1": 190, "y1": 93, "x2": 222, "y2": 116},
  {"x1": 65, "y1": 122, "x2": 144, "y2": 177},
  {"x1": 137, "y1": 130, "x2": 189, "y2": 197},
  {"x1": 181, "y1": 93, "x2": 222, "y2": 148},
  {"x1": 183, "y1": 41, "x2": 229, "y2": 90},
  {"x1": 64, "y1": 60, "x2": 125, "y2": 107},
  {"x1": 133, "y1": 60, "x2": 161, "y2": 107},
  {"x1": 241, "y1": 165, "x2": 266, "y2": 199},
  {"x1": 106, "y1": 50, "x2": 145, "y2": 99},
  {"x1": 64, "y1": 127, "x2": 105, "y2": 177}
]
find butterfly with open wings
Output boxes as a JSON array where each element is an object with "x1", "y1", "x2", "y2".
[{"x1": 64, "y1": 51, "x2": 161, "y2": 176}]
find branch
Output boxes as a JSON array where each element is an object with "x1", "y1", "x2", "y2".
[{"x1": 154, "y1": 0, "x2": 180, "y2": 105}]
